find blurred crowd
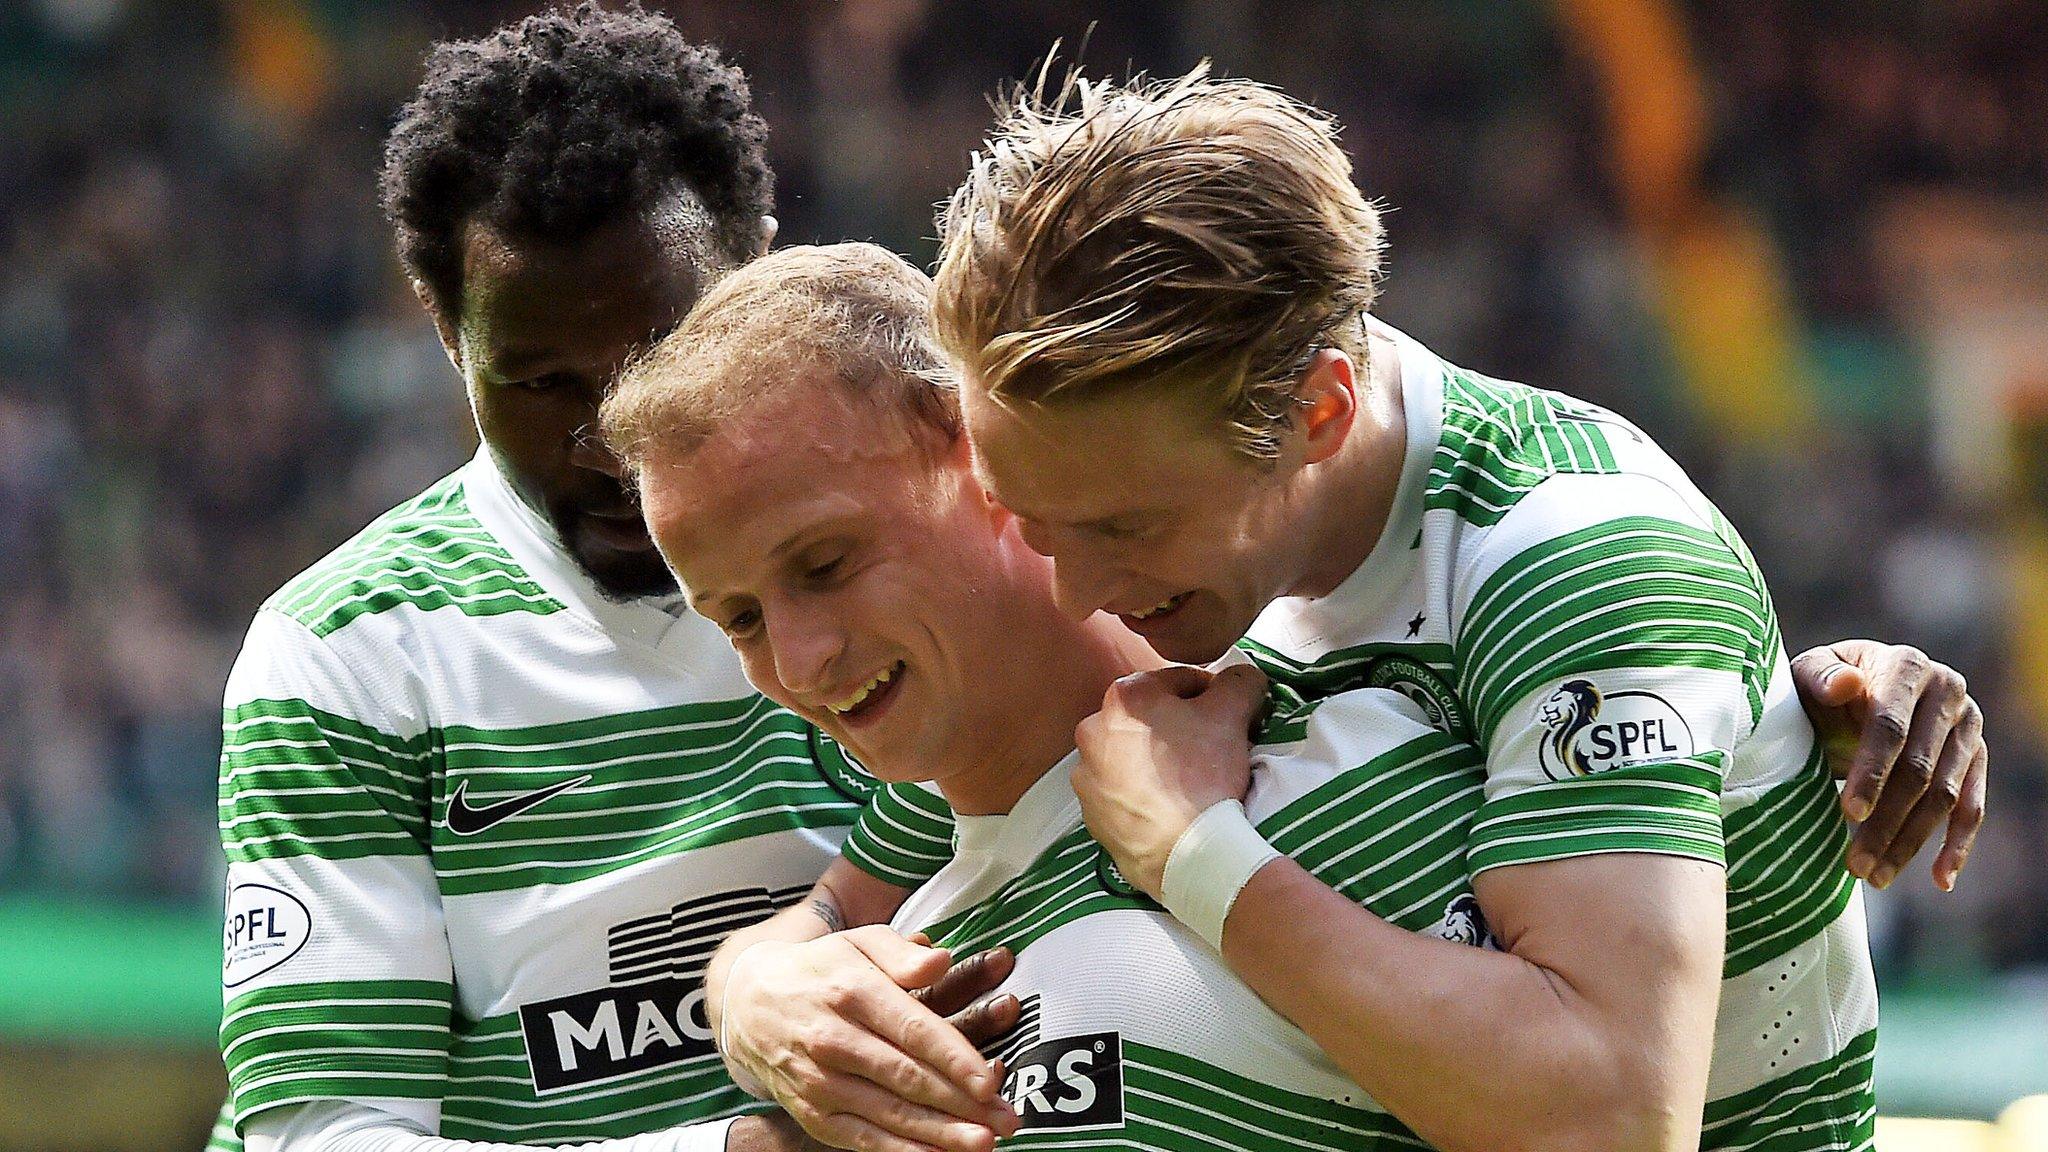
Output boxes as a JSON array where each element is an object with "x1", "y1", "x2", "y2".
[{"x1": 0, "y1": 0, "x2": 2042, "y2": 983}]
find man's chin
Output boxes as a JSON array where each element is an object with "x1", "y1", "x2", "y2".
[
  {"x1": 1128, "y1": 596, "x2": 1249, "y2": 666},
  {"x1": 565, "y1": 534, "x2": 679, "y2": 602}
]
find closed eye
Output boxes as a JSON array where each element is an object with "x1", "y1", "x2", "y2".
[{"x1": 720, "y1": 606, "x2": 762, "y2": 639}]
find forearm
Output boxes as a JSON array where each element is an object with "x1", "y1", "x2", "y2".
[
  {"x1": 1220, "y1": 860, "x2": 1713, "y2": 1152},
  {"x1": 706, "y1": 856, "x2": 908, "y2": 1035},
  {"x1": 705, "y1": 893, "x2": 840, "y2": 1041}
]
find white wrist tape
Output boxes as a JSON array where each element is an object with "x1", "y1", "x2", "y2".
[
  {"x1": 1159, "y1": 799, "x2": 1282, "y2": 953},
  {"x1": 715, "y1": 941, "x2": 776, "y2": 1100}
]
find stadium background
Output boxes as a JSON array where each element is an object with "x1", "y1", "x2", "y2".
[{"x1": 0, "y1": 0, "x2": 2043, "y2": 1147}]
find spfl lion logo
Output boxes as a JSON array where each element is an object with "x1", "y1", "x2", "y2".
[{"x1": 1536, "y1": 679, "x2": 1695, "y2": 781}]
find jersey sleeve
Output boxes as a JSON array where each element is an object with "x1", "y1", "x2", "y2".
[
  {"x1": 1246, "y1": 688, "x2": 1488, "y2": 935},
  {"x1": 218, "y1": 609, "x2": 455, "y2": 1135},
  {"x1": 839, "y1": 780, "x2": 956, "y2": 889},
  {"x1": 1451, "y1": 472, "x2": 1773, "y2": 876}
]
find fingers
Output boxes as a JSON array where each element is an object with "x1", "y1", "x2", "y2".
[
  {"x1": 1933, "y1": 745, "x2": 1988, "y2": 891},
  {"x1": 1859, "y1": 700, "x2": 1980, "y2": 888},
  {"x1": 915, "y1": 947, "x2": 1015, "y2": 1017},
  {"x1": 1839, "y1": 645, "x2": 1935, "y2": 824},
  {"x1": 799, "y1": 1020, "x2": 1009, "y2": 1130},
  {"x1": 1789, "y1": 643, "x2": 1867, "y2": 711},
  {"x1": 842, "y1": 924, "x2": 954, "y2": 990},
  {"x1": 1109, "y1": 665, "x2": 1213, "y2": 704},
  {"x1": 1845, "y1": 674, "x2": 1956, "y2": 880},
  {"x1": 786, "y1": 1070, "x2": 1003, "y2": 1152},
  {"x1": 946, "y1": 992, "x2": 1022, "y2": 1049},
  {"x1": 865, "y1": 983, "x2": 1005, "y2": 1103},
  {"x1": 1206, "y1": 663, "x2": 1271, "y2": 732}
]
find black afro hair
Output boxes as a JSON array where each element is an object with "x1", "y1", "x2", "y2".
[{"x1": 380, "y1": 2, "x2": 773, "y2": 313}]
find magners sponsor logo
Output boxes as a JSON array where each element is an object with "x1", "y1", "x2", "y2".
[
  {"x1": 1003, "y1": 1031, "x2": 1124, "y2": 1132},
  {"x1": 518, "y1": 883, "x2": 806, "y2": 1094}
]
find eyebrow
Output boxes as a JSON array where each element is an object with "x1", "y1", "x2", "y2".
[
  {"x1": 476, "y1": 351, "x2": 557, "y2": 382},
  {"x1": 683, "y1": 515, "x2": 866, "y2": 610}
]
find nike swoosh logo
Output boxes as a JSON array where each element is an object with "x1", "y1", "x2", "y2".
[{"x1": 445, "y1": 774, "x2": 593, "y2": 836}]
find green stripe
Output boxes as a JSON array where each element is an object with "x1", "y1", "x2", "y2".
[
  {"x1": 844, "y1": 781, "x2": 957, "y2": 887},
  {"x1": 1259, "y1": 731, "x2": 1486, "y2": 931},
  {"x1": 1424, "y1": 369, "x2": 1626, "y2": 529},
  {"x1": 235, "y1": 1069, "x2": 448, "y2": 1116},
  {"x1": 222, "y1": 980, "x2": 453, "y2": 1126},
  {"x1": 1456, "y1": 516, "x2": 1771, "y2": 744},
  {"x1": 1237, "y1": 638, "x2": 1455, "y2": 699},
  {"x1": 436, "y1": 799, "x2": 859, "y2": 897},
  {"x1": 221, "y1": 696, "x2": 866, "y2": 894},
  {"x1": 443, "y1": 1099, "x2": 774, "y2": 1145},
  {"x1": 1724, "y1": 748, "x2": 1856, "y2": 977},
  {"x1": 926, "y1": 737, "x2": 1484, "y2": 957},
  {"x1": 267, "y1": 473, "x2": 565, "y2": 636},
  {"x1": 438, "y1": 692, "x2": 777, "y2": 751},
  {"x1": 440, "y1": 1054, "x2": 743, "y2": 1128},
  {"x1": 1127, "y1": 1042, "x2": 1404, "y2": 1138},
  {"x1": 220, "y1": 698, "x2": 432, "y2": 859},
  {"x1": 1700, "y1": 1028, "x2": 1877, "y2": 1151},
  {"x1": 1467, "y1": 757, "x2": 1726, "y2": 874},
  {"x1": 206, "y1": 1107, "x2": 241, "y2": 1151}
]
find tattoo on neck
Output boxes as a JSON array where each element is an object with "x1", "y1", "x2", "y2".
[{"x1": 810, "y1": 897, "x2": 846, "y2": 934}]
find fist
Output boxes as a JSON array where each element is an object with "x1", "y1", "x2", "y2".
[{"x1": 1073, "y1": 663, "x2": 1270, "y2": 896}]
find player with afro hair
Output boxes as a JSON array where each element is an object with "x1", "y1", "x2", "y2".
[
  {"x1": 206, "y1": 7, "x2": 1019, "y2": 1152},
  {"x1": 383, "y1": 1, "x2": 774, "y2": 316}
]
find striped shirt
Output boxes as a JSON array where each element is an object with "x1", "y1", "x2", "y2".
[
  {"x1": 890, "y1": 690, "x2": 1490, "y2": 1150},
  {"x1": 848, "y1": 321, "x2": 1879, "y2": 1151},
  {"x1": 209, "y1": 453, "x2": 873, "y2": 1150}
]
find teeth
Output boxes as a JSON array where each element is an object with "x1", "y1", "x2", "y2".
[
  {"x1": 827, "y1": 663, "x2": 901, "y2": 715},
  {"x1": 1130, "y1": 595, "x2": 1185, "y2": 621}
]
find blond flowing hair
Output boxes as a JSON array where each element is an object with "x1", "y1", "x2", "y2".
[{"x1": 933, "y1": 63, "x2": 1386, "y2": 460}]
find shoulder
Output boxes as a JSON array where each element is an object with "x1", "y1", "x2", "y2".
[
  {"x1": 263, "y1": 471, "x2": 565, "y2": 640},
  {"x1": 1427, "y1": 365, "x2": 1687, "y2": 531},
  {"x1": 1247, "y1": 687, "x2": 1483, "y2": 826}
]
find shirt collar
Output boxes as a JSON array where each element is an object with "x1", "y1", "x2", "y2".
[
  {"x1": 950, "y1": 749, "x2": 1084, "y2": 860},
  {"x1": 458, "y1": 449, "x2": 721, "y2": 655}
]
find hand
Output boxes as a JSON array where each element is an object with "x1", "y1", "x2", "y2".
[
  {"x1": 915, "y1": 944, "x2": 1022, "y2": 1049},
  {"x1": 720, "y1": 926, "x2": 1018, "y2": 1152},
  {"x1": 1789, "y1": 640, "x2": 1987, "y2": 891},
  {"x1": 1072, "y1": 664, "x2": 1269, "y2": 897}
]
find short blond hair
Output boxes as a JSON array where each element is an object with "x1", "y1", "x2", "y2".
[
  {"x1": 602, "y1": 242, "x2": 958, "y2": 474},
  {"x1": 933, "y1": 64, "x2": 1385, "y2": 460}
]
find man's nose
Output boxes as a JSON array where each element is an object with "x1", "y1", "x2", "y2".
[
  {"x1": 570, "y1": 421, "x2": 628, "y2": 480},
  {"x1": 767, "y1": 600, "x2": 848, "y2": 699},
  {"x1": 1050, "y1": 553, "x2": 1124, "y2": 622}
]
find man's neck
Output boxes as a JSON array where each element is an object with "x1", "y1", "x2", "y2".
[
  {"x1": 1290, "y1": 329, "x2": 1409, "y2": 600},
  {"x1": 934, "y1": 612, "x2": 1164, "y2": 818}
]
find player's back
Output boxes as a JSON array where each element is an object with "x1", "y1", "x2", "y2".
[{"x1": 889, "y1": 689, "x2": 1487, "y2": 1150}]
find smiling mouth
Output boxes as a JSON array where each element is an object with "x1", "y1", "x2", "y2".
[
  {"x1": 1122, "y1": 593, "x2": 1192, "y2": 622},
  {"x1": 825, "y1": 661, "x2": 906, "y2": 722}
]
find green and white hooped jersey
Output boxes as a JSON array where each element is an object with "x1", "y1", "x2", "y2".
[
  {"x1": 1242, "y1": 320, "x2": 1877, "y2": 1150},
  {"x1": 849, "y1": 321, "x2": 1877, "y2": 1151},
  {"x1": 889, "y1": 689, "x2": 1490, "y2": 1151},
  {"x1": 208, "y1": 453, "x2": 873, "y2": 1151}
]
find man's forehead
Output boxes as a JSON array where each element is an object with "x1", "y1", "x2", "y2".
[
  {"x1": 463, "y1": 223, "x2": 697, "y2": 314},
  {"x1": 649, "y1": 388, "x2": 924, "y2": 524},
  {"x1": 966, "y1": 398, "x2": 1161, "y2": 520}
]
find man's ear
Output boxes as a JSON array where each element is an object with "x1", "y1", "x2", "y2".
[
  {"x1": 757, "y1": 215, "x2": 778, "y2": 257},
  {"x1": 411, "y1": 277, "x2": 464, "y2": 372},
  {"x1": 1297, "y1": 349, "x2": 1358, "y2": 466}
]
